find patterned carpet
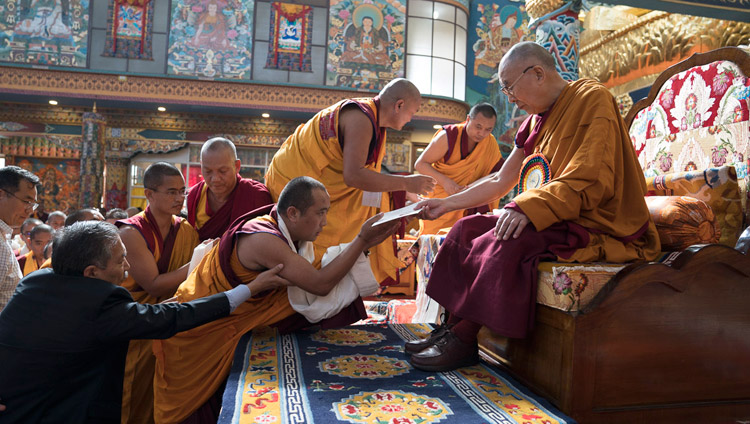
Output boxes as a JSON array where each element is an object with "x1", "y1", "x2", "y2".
[{"x1": 219, "y1": 324, "x2": 575, "y2": 424}]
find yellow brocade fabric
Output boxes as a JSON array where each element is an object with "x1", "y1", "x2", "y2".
[
  {"x1": 419, "y1": 123, "x2": 503, "y2": 235},
  {"x1": 194, "y1": 184, "x2": 210, "y2": 230},
  {"x1": 514, "y1": 79, "x2": 660, "y2": 263},
  {"x1": 20, "y1": 251, "x2": 39, "y2": 276},
  {"x1": 152, "y1": 230, "x2": 296, "y2": 423},
  {"x1": 120, "y1": 216, "x2": 199, "y2": 424},
  {"x1": 265, "y1": 98, "x2": 400, "y2": 284}
]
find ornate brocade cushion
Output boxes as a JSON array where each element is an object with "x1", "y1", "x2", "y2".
[
  {"x1": 645, "y1": 166, "x2": 743, "y2": 246},
  {"x1": 536, "y1": 262, "x2": 626, "y2": 313},
  {"x1": 645, "y1": 195, "x2": 720, "y2": 251}
]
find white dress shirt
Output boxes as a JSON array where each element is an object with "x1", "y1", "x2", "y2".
[{"x1": 0, "y1": 219, "x2": 23, "y2": 312}]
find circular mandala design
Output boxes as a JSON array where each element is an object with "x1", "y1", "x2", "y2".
[
  {"x1": 519, "y1": 153, "x2": 551, "y2": 194},
  {"x1": 311, "y1": 328, "x2": 386, "y2": 346},
  {"x1": 334, "y1": 389, "x2": 452, "y2": 424},
  {"x1": 320, "y1": 355, "x2": 410, "y2": 379}
]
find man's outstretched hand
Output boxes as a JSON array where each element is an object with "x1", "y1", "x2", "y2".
[{"x1": 357, "y1": 213, "x2": 401, "y2": 249}]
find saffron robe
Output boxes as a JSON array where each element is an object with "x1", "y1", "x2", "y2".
[
  {"x1": 265, "y1": 97, "x2": 402, "y2": 285},
  {"x1": 115, "y1": 208, "x2": 199, "y2": 424},
  {"x1": 426, "y1": 79, "x2": 660, "y2": 338},
  {"x1": 16, "y1": 251, "x2": 40, "y2": 276},
  {"x1": 419, "y1": 122, "x2": 504, "y2": 235},
  {"x1": 152, "y1": 206, "x2": 365, "y2": 423},
  {"x1": 187, "y1": 174, "x2": 273, "y2": 241}
]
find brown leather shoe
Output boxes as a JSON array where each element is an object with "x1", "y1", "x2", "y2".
[
  {"x1": 404, "y1": 323, "x2": 452, "y2": 355},
  {"x1": 408, "y1": 330, "x2": 479, "y2": 372}
]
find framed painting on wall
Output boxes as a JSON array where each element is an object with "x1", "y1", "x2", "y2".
[
  {"x1": 326, "y1": 0, "x2": 406, "y2": 90},
  {"x1": 167, "y1": 0, "x2": 254, "y2": 79},
  {"x1": 0, "y1": 0, "x2": 90, "y2": 67}
]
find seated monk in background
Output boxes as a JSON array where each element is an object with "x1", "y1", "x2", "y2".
[
  {"x1": 115, "y1": 162, "x2": 200, "y2": 424},
  {"x1": 415, "y1": 102, "x2": 504, "y2": 235},
  {"x1": 187, "y1": 137, "x2": 273, "y2": 241},
  {"x1": 153, "y1": 176, "x2": 399, "y2": 423},
  {"x1": 407, "y1": 41, "x2": 660, "y2": 372},
  {"x1": 16, "y1": 224, "x2": 53, "y2": 276}
]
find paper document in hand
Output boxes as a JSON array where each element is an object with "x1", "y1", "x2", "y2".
[{"x1": 372, "y1": 203, "x2": 423, "y2": 226}]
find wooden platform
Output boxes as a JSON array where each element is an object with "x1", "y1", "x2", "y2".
[{"x1": 478, "y1": 244, "x2": 750, "y2": 424}]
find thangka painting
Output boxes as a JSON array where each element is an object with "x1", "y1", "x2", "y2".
[
  {"x1": 167, "y1": 0, "x2": 254, "y2": 79},
  {"x1": 383, "y1": 142, "x2": 410, "y2": 173},
  {"x1": 265, "y1": 2, "x2": 313, "y2": 72},
  {"x1": 0, "y1": 0, "x2": 89, "y2": 66},
  {"x1": 102, "y1": 0, "x2": 154, "y2": 59},
  {"x1": 326, "y1": 0, "x2": 405, "y2": 90},
  {"x1": 467, "y1": 0, "x2": 529, "y2": 150},
  {"x1": 14, "y1": 157, "x2": 80, "y2": 214}
]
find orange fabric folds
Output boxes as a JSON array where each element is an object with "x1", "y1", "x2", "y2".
[
  {"x1": 120, "y1": 217, "x2": 199, "y2": 424},
  {"x1": 514, "y1": 79, "x2": 660, "y2": 263},
  {"x1": 264, "y1": 98, "x2": 399, "y2": 284},
  {"x1": 152, "y1": 242, "x2": 295, "y2": 423}
]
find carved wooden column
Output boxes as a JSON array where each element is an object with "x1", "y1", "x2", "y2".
[{"x1": 79, "y1": 111, "x2": 107, "y2": 209}]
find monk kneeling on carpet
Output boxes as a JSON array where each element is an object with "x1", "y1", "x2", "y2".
[
  {"x1": 409, "y1": 41, "x2": 660, "y2": 372},
  {"x1": 153, "y1": 176, "x2": 400, "y2": 423}
]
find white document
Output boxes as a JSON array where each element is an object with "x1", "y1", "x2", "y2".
[
  {"x1": 361, "y1": 191, "x2": 382, "y2": 208},
  {"x1": 372, "y1": 203, "x2": 423, "y2": 226}
]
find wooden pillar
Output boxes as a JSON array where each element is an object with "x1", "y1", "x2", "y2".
[{"x1": 79, "y1": 111, "x2": 107, "y2": 208}]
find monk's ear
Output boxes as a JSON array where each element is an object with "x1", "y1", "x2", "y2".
[
  {"x1": 394, "y1": 98, "x2": 405, "y2": 112},
  {"x1": 234, "y1": 159, "x2": 241, "y2": 174},
  {"x1": 286, "y1": 206, "x2": 300, "y2": 222}
]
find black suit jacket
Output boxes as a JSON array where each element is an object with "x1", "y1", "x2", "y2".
[{"x1": 0, "y1": 269, "x2": 230, "y2": 423}]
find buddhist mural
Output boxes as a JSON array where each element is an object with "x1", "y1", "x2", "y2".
[
  {"x1": 15, "y1": 157, "x2": 80, "y2": 214},
  {"x1": 327, "y1": 0, "x2": 406, "y2": 90},
  {"x1": 0, "y1": 0, "x2": 89, "y2": 66},
  {"x1": 467, "y1": 0, "x2": 529, "y2": 151},
  {"x1": 167, "y1": 0, "x2": 254, "y2": 79}
]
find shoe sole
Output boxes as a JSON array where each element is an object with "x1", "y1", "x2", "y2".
[{"x1": 408, "y1": 354, "x2": 479, "y2": 372}]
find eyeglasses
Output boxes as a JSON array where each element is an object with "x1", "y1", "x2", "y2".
[
  {"x1": 1, "y1": 188, "x2": 38, "y2": 211},
  {"x1": 500, "y1": 65, "x2": 535, "y2": 97},
  {"x1": 147, "y1": 188, "x2": 187, "y2": 197}
]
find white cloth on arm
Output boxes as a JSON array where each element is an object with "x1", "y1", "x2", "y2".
[
  {"x1": 279, "y1": 214, "x2": 378, "y2": 323},
  {"x1": 0, "y1": 220, "x2": 23, "y2": 312}
]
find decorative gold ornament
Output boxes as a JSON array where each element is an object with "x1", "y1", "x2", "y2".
[
  {"x1": 580, "y1": 12, "x2": 750, "y2": 96},
  {"x1": 525, "y1": 0, "x2": 564, "y2": 20}
]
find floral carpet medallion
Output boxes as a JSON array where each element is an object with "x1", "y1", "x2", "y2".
[
  {"x1": 333, "y1": 389, "x2": 452, "y2": 424},
  {"x1": 320, "y1": 354, "x2": 410, "y2": 379},
  {"x1": 220, "y1": 324, "x2": 575, "y2": 424},
  {"x1": 312, "y1": 328, "x2": 387, "y2": 346}
]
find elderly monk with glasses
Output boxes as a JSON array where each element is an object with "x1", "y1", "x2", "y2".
[{"x1": 409, "y1": 41, "x2": 660, "y2": 372}]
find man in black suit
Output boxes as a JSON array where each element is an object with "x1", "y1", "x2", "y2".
[{"x1": 0, "y1": 221, "x2": 289, "y2": 423}]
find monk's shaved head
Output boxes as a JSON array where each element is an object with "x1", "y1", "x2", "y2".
[
  {"x1": 201, "y1": 137, "x2": 237, "y2": 161},
  {"x1": 500, "y1": 41, "x2": 556, "y2": 72},
  {"x1": 378, "y1": 78, "x2": 421, "y2": 105}
]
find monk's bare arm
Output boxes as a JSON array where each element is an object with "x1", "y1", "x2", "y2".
[
  {"x1": 414, "y1": 131, "x2": 463, "y2": 195},
  {"x1": 340, "y1": 107, "x2": 435, "y2": 195},
  {"x1": 421, "y1": 146, "x2": 524, "y2": 219},
  {"x1": 235, "y1": 232, "x2": 370, "y2": 296},
  {"x1": 236, "y1": 216, "x2": 399, "y2": 296},
  {"x1": 118, "y1": 226, "x2": 189, "y2": 298}
]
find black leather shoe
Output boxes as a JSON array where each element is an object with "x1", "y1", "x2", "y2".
[
  {"x1": 409, "y1": 330, "x2": 479, "y2": 372},
  {"x1": 404, "y1": 323, "x2": 452, "y2": 355}
]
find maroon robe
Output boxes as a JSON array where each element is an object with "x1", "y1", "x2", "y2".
[
  {"x1": 116, "y1": 207, "x2": 181, "y2": 275},
  {"x1": 186, "y1": 175, "x2": 273, "y2": 241}
]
